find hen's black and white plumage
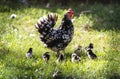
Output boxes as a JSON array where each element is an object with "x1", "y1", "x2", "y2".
[{"x1": 35, "y1": 9, "x2": 74, "y2": 54}]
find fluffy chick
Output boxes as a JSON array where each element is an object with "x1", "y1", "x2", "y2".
[
  {"x1": 74, "y1": 45, "x2": 82, "y2": 56},
  {"x1": 56, "y1": 53, "x2": 64, "y2": 62},
  {"x1": 88, "y1": 43, "x2": 94, "y2": 49},
  {"x1": 10, "y1": 14, "x2": 17, "y2": 19},
  {"x1": 42, "y1": 52, "x2": 50, "y2": 62},
  {"x1": 26, "y1": 48, "x2": 33, "y2": 58},
  {"x1": 86, "y1": 48, "x2": 97, "y2": 59},
  {"x1": 71, "y1": 53, "x2": 81, "y2": 62}
]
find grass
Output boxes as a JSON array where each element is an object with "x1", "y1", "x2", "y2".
[{"x1": 0, "y1": 3, "x2": 120, "y2": 79}]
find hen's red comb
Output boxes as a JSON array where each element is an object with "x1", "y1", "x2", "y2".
[
  {"x1": 67, "y1": 8, "x2": 73, "y2": 13},
  {"x1": 67, "y1": 8, "x2": 74, "y2": 19}
]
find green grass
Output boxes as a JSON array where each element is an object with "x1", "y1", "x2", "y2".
[{"x1": 0, "y1": 3, "x2": 120, "y2": 79}]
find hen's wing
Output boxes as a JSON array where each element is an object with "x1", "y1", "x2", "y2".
[{"x1": 35, "y1": 13, "x2": 59, "y2": 47}]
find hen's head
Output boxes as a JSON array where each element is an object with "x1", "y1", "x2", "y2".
[{"x1": 67, "y1": 8, "x2": 74, "y2": 19}]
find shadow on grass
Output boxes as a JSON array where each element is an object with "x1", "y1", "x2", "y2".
[
  {"x1": 1, "y1": 2, "x2": 120, "y2": 31},
  {"x1": 91, "y1": 4, "x2": 120, "y2": 31},
  {"x1": 0, "y1": 46, "x2": 11, "y2": 60},
  {"x1": 108, "y1": 73, "x2": 120, "y2": 79}
]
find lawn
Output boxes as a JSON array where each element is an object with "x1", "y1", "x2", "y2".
[{"x1": 0, "y1": 3, "x2": 120, "y2": 79}]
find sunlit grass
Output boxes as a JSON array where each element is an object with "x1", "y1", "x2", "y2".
[{"x1": 0, "y1": 3, "x2": 120, "y2": 79}]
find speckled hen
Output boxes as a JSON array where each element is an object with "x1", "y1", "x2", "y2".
[{"x1": 35, "y1": 9, "x2": 74, "y2": 55}]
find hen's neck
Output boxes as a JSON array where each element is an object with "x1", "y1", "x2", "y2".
[{"x1": 59, "y1": 19, "x2": 73, "y2": 30}]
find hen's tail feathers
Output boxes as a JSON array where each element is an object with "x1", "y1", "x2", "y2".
[
  {"x1": 35, "y1": 13, "x2": 58, "y2": 31},
  {"x1": 48, "y1": 13, "x2": 58, "y2": 22}
]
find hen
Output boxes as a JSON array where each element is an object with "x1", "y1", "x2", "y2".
[{"x1": 35, "y1": 9, "x2": 74, "y2": 55}]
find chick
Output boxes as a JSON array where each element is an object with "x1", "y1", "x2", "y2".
[
  {"x1": 88, "y1": 43, "x2": 94, "y2": 49},
  {"x1": 56, "y1": 53, "x2": 64, "y2": 62},
  {"x1": 86, "y1": 48, "x2": 97, "y2": 59},
  {"x1": 71, "y1": 53, "x2": 81, "y2": 62},
  {"x1": 74, "y1": 45, "x2": 82, "y2": 56},
  {"x1": 26, "y1": 48, "x2": 33, "y2": 58},
  {"x1": 42, "y1": 52, "x2": 50, "y2": 62},
  {"x1": 10, "y1": 14, "x2": 17, "y2": 19}
]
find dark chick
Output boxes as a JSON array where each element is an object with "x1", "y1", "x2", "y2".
[
  {"x1": 87, "y1": 48, "x2": 97, "y2": 59},
  {"x1": 26, "y1": 48, "x2": 33, "y2": 58},
  {"x1": 56, "y1": 53, "x2": 64, "y2": 62},
  {"x1": 71, "y1": 53, "x2": 81, "y2": 62},
  {"x1": 42, "y1": 52, "x2": 50, "y2": 62},
  {"x1": 74, "y1": 45, "x2": 82, "y2": 56},
  {"x1": 88, "y1": 43, "x2": 94, "y2": 49}
]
